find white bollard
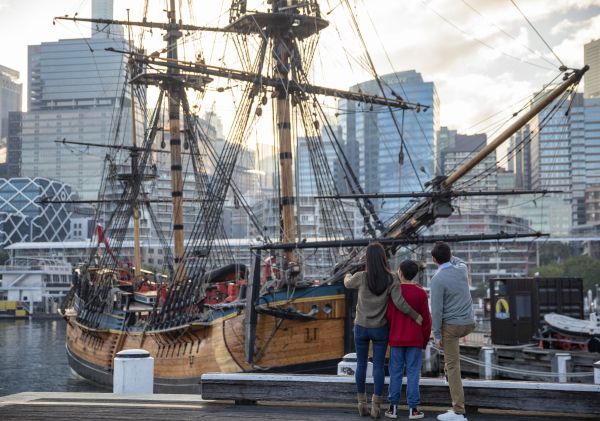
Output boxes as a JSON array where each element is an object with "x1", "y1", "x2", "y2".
[
  {"x1": 479, "y1": 346, "x2": 495, "y2": 380},
  {"x1": 337, "y1": 352, "x2": 373, "y2": 377},
  {"x1": 424, "y1": 342, "x2": 432, "y2": 373},
  {"x1": 113, "y1": 349, "x2": 154, "y2": 394},
  {"x1": 551, "y1": 352, "x2": 571, "y2": 383},
  {"x1": 594, "y1": 361, "x2": 600, "y2": 385}
]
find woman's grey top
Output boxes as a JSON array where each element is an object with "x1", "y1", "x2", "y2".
[{"x1": 345, "y1": 271, "x2": 421, "y2": 328}]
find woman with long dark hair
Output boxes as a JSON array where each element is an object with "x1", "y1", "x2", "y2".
[{"x1": 344, "y1": 242, "x2": 422, "y2": 418}]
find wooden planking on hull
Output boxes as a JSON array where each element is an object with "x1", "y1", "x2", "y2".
[
  {"x1": 223, "y1": 294, "x2": 348, "y2": 369},
  {"x1": 65, "y1": 292, "x2": 349, "y2": 387}
]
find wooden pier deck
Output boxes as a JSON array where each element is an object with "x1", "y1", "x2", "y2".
[{"x1": 0, "y1": 392, "x2": 596, "y2": 420}]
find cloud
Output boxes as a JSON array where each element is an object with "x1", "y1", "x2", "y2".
[
  {"x1": 432, "y1": 71, "x2": 536, "y2": 133},
  {"x1": 551, "y1": 18, "x2": 578, "y2": 35},
  {"x1": 552, "y1": 14, "x2": 600, "y2": 66}
]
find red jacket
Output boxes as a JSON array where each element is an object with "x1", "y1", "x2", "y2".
[{"x1": 386, "y1": 283, "x2": 432, "y2": 349}]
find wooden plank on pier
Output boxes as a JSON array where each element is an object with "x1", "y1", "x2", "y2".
[
  {"x1": 0, "y1": 392, "x2": 593, "y2": 421},
  {"x1": 201, "y1": 373, "x2": 600, "y2": 415}
]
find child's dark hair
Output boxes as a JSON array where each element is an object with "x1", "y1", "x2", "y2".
[
  {"x1": 431, "y1": 241, "x2": 452, "y2": 264},
  {"x1": 399, "y1": 259, "x2": 419, "y2": 281}
]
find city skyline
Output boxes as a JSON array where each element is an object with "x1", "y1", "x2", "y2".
[{"x1": 0, "y1": 0, "x2": 598, "y2": 135}]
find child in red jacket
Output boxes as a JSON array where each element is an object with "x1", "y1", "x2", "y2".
[{"x1": 385, "y1": 260, "x2": 432, "y2": 420}]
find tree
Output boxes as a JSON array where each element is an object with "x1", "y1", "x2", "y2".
[
  {"x1": 562, "y1": 256, "x2": 600, "y2": 292},
  {"x1": 537, "y1": 242, "x2": 574, "y2": 266},
  {"x1": 531, "y1": 255, "x2": 600, "y2": 292}
]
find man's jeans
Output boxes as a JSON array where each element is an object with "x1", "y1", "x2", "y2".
[
  {"x1": 388, "y1": 346, "x2": 422, "y2": 407},
  {"x1": 354, "y1": 324, "x2": 388, "y2": 396}
]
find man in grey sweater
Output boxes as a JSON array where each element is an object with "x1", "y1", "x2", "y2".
[{"x1": 430, "y1": 242, "x2": 475, "y2": 421}]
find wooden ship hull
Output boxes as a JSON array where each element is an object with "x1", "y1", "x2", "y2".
[{"x1": 65, "y1": 284, "x2": 349, "y2": 393}]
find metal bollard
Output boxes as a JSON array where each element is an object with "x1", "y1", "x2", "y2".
[
  {"x1": 551, "y1": 352, "x2": 571, "y2": 383},
  {"x1": 113, "y1": 349, "x2": 154, "y2": 394},
  {"x1": 478, "y1": 346, "x2": 495, "y2": 380},
  {"x1": 594, "y1": 361, "x2": 600, "y2": 385}
]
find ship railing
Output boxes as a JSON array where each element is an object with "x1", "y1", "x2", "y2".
[
  {"x1": 18, "y1": 301, "x2": 31, "y2": 314},
  {"x1": 1, "y1": 259, "x2": 72, "y2": 273}
]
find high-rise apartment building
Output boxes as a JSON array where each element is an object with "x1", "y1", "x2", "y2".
[
  {"x1": 3, "y1": 112, "x2": 22, "y2": 178},
  {"x1": 429, "y1": 214, "x2": 536, "y2": 287},
  {"x1": 584, "y1": 39, "x2": 600, "y2": 99},
  {"x1": 20, "y1": 1, "x2": 140, "y2": 200},
  {"x1": 0, "y1": 65, "x2": 22, "y2": 146},
  {"x1": 570, "y1": 93, "x2": 586, "y2": 226},
  {"x1": 508, "y1": 124, "x2": 532, "y2": 190},
  {"x1": 341, "y1": 70, "x2": 439, "y2": 221},
  {"x1": 526, "y1": 90, "x2": 574, "y2": 233},
  {"x1": 440, "y1": 132, "x2": 497, "y2": 213},
  {"x1": 437, "y1": 126, "x2": 456, "y2": 174}
]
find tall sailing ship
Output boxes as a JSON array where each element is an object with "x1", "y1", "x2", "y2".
[{"x1": 55, "y1": 1, "x2": 588, "y2": 392}]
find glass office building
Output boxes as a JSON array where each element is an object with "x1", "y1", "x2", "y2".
[
  {"x1": 340, "y1": 70, "x2": 439, "y2": 222},
  {"x1": 21, "y1": 24, "x2": 142, "y2": 200}
]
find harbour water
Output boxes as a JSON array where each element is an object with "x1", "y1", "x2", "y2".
[{"x1": 0, "y1": 319, "x2": 106, "y2": 396}]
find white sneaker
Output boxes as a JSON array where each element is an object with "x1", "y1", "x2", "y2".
[{"x1": 436, "y1": 410, "x2": 468, "y2": 421}]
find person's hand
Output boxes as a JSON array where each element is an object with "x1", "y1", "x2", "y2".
[
  {"x1": 344, "y1": 272, "x2": 352, "y2": 281},
  {"x1": 436, "y1": 339, "x2": 443, "y2": 349}
]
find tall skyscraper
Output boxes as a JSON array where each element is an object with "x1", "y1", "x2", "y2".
[
  {"x1": 296, "y1": 134, "x2": 339, "y2": 196},
  {"x1": 574, "y1": 41, "x2": 600, "y2": 226},
  {"x1": 21, "y1": 1, "x2": 141, "y2": 200},
  {"x1": 437, "y1": 126, "x2": 456, "y2": 174},
  {"x1": 528, "y1": 91, "x2": 574, "y2": 231},
  {"x1": 508, "y1": 124, "x2": 532, "y2": 190},
  {"x1": 570, "y1": 93, "x2": 586, "y2": 226},
  {"x1": 5, "y1": 112, "x2": 23, "y2": 178},
  {"x1": 0, "y1": 65, "x2": 22, "y2": 145},
  {"x1": 341, "y1": 70, "x2": 439, "y2": 221},
  {"x1": 584, "y1": 39, "x2": 600, "y2": 99},
  {"x1": 441, "y1": 132, "x2": 497, "y2": 213}
]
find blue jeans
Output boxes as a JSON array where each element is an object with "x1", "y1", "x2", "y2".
[
  {"x1": 354, "y1": 324, "x2": 388, "y2": 396},
  {"x1": 388, "y1": 346, "x2": 422, "y2": 407}
]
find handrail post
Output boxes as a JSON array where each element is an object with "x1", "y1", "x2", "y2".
[
  {"x1": 552, "y1": 352, "x2": 571, "y2": 383},
  {"x1": 479, "y1": 346, "x2": 495, "y2": 380}
]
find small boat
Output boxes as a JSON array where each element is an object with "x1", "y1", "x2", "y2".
[{"x1": 542, "y1": 312, "x2": 600, "y2": 352}]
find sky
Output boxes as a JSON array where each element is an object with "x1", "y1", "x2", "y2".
[{"x1": 0, "y1": 0, "x2": 599, "y2": 135}]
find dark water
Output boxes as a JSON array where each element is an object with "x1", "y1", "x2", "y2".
[{"x1": 0, "y1": 319, "x2": 107, "y2": 396}]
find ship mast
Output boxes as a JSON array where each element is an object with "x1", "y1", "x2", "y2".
[
  {"x1": 165, "y1": 0, "x2": 186, "y2": 281},
  {"x1": 273, "y1": 13, "x2": 297, "y2": 282},
  {"x1": 127, "y1": 13, "x2": 142, "y2": 281}
]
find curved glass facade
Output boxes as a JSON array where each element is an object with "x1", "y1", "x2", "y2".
[{"x1": 0, "y1": 177, "x2": 73, "y2": 246}]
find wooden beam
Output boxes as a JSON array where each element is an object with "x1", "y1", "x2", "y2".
[
  {"x1": 200, "y1": 373, "x2": 600, "y2": 415},
  {"x1": 243, "y1": 252, "x2": 262, "y2": 363}
]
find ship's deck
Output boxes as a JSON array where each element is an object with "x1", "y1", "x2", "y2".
[{"x1": 0, "y1": 392, "x2": 595, "y2": 420}]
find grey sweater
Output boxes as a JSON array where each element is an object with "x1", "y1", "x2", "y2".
[
  {"x1": 344, "y1": 271, "x2": 421, "y2": 328},
  {"x1": 430, "y1": 256, "x2": 475, "y2": 340}
]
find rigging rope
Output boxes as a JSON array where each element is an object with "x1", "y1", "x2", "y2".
[{"x1": 509, "y1": 0, "x2": 565, "y2": 68}]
